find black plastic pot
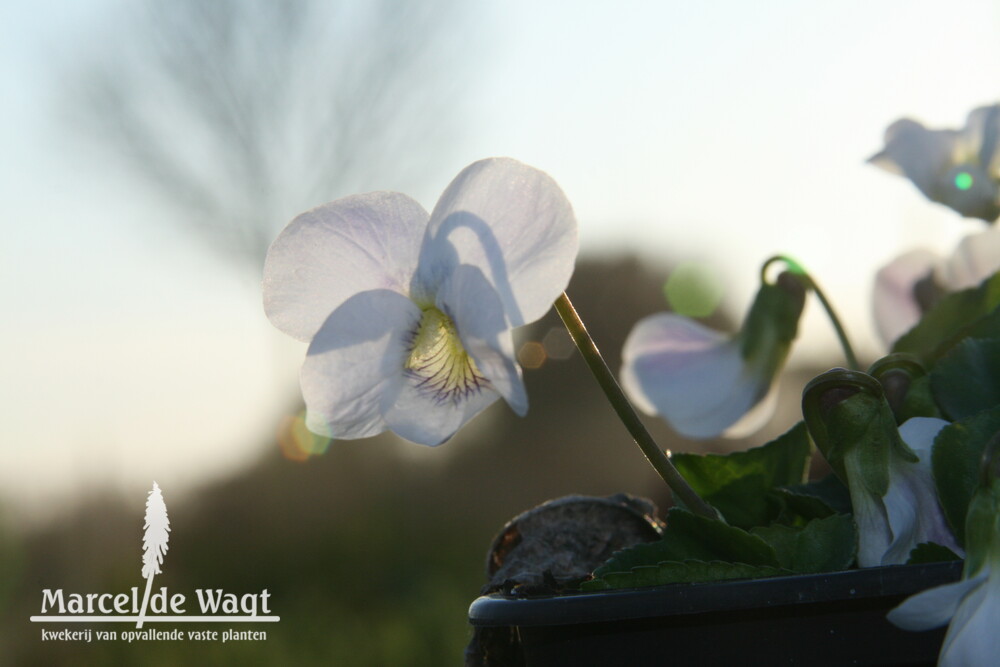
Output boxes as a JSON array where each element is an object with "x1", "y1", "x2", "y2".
[{"x1": 468, "y1": 561, "x2": 962, "y2": 666}]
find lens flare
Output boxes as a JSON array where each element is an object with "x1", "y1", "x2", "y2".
[
  {"x1": 279, "y1": 410, "x2": 332, "y2": 462},
  {"x1": 955, "y1": 171, "x2": 974, "y2": 191},
  {"x1": 542, "y1": 326, "x2": 575, "y2": 360},
  {"x1": 663, "y1": 261, "x2": 725, "y2": 318},
  {"x1": 517, "y1": 341, "x2": 547, "y2": 369}
]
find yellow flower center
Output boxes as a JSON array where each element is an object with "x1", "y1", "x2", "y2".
[{"x1": 405, "y1": 307, "x2": 487, "y2": 403}]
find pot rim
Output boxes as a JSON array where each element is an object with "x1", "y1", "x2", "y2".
[{"x1": 468, "y1": 560, "x2": 963, "y2": 627}]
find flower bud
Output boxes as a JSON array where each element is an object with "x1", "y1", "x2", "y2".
[
  {"x1": 803, "y1": 369, "x2": 959, "y2": 566},
  {"x1": 621, "y1": 264, "x2": 809, "y2": 440}
]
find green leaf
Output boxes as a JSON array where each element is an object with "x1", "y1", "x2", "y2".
[
  {"x1": 963, "y1": 475, "x2": 1000, "y2": 576},
  {"x1": 905, "y1": 542, "x2": 963, "y2": 565},
  {"x1": 780, "y1": 474, "x2": 853, "y2": 519},
  {"x1": 932, "y1": 406, "x2": 1000, "y2": 545},
  {"x1": 931, "y1": 337, "x2": 1000, "y2": 421},
  {"x1": 670, "y1": 422, "x2": 811, "y2": 529},
  {"x1": 582, "y1": 560, "x2": 792, "y2": 591},
  {"x1": 591, "y1": 509, "x2": 780, "y2": 579},
  {"x1": 773, "y1": 489, "x2": 834, "y2": 522},
  {"x1": 751, "y1": 514, "x2": 856, "y2": 573},
  {"x1": 893, "y1": 273, "x2": 1000, "y2": 363}
]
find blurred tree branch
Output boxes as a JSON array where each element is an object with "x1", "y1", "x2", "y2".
[{"x1": 68, "y1": 0, "x2": 471, "y2": 269}]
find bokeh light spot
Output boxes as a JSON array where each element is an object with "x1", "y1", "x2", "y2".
[
  {"x1": 663, "y1": 261, "x2": 725, "y2": 318},
  {"x1": 517, "y1": 341, "x2": 547, "y2": 369},
  {"x1": 541, "y1": 326, "x2": 575, "y2": 360},
  {"x1": 278, "y1": 409, "x2": 332, "y2": 462},
  {"x1": 955, "y1": 171, "x2": 974, "y2": 191}
]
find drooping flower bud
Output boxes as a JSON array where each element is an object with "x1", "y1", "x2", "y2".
[
  {"x1": 866, "y1": 354, "x2": 941, "y2": 423},
  {"x1": 621, "y1": 267, "x2": 806, "y2": 440},
  {"x1": 803, "y1": 369, "x2": 961, "y2": 566}
]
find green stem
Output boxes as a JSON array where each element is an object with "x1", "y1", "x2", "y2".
[
  {"x1": 554, "y1": 292, "x2": 718, "y2": 519},
  {"x1": 763, "y1": 256, "x2": 860, "y2": 371},
  {"x1": 809, "y1": 279, "x2": 860, "y2": 370}
]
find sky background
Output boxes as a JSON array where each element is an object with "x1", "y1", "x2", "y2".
[{"x1": 3, "y1": 0, "x2": 1000, "y2": 518}]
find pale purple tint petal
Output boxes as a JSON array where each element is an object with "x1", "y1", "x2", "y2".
[
  {"x1": 380, "y1": 373, "x2": 500, "y2": 447},
  {"x1": 939, "y1": 572, "x2": 1000, "y2": 667},
  {"x1": 415, "y1": 157, "x2": 578, "y2": 327},
  {"x1": 621, "y1": 313, "x2": 761, "y2": 439},
  {"x1": 940, "y1": 228, "x2": 1000, "y2": 290},
  {"x1": 887, "y1": 574, "x2": 986, "y2": 631},
  {"x1": 301, "y1": 289, "x2": 419, "y2": 439},
  {"x1": 264, "y1": 192, "x2": 428, "y2": 342},
  {"x1": 854, "y1": 488, "x2": 893, "y2": 568},
  {"x1": 438, "y1": 265, "x2": 527, "y2": 416},
  {"x1": 869, "y1": 118, "x2": 961, "y2": 200},
  {"x1": 881, "y1": 418, "x2": 962, "y2": 564},
  {"x1": 872, "y1": 248, "x2": 939, "y2": 346}
]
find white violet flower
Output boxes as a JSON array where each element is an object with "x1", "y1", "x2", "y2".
[
  {"x1": 889, "y1": 565, "x2": 999, "y2": 666},
  {"x1": 853, "y1": 417, "x2": 963, "y2": 567},
  {"x1": 263, "y1": 158, "x2": 578, "y2": 446},
  {"x1": 621, "y1": 269, "x2": 805, "y2": 440},
  {"x1": 873, "y1": 227, "x2": 1000, "y2": 345},
  {"x1": 869, "y1": 104, "x2": 1000, "y2": 221},
  {"x1": 887, "y1": 441, "x2": 1000, "y2": 666}
]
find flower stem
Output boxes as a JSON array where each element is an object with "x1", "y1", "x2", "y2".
[
  {"x1": 553, "y1": 292, "x2": 718, "y2": 519},
  {"x1": 763, "y1": 256, "x2": 860, "y2": 371},
  {"x1": 809, "y1": 279, "x2": 860, "y2": 370}
]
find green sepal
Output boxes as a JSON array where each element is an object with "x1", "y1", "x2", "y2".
[
  {"x1": 930, "y1": 337, "x2": 1000, "y2": 421},
  {"x1": 803, "y1": 370, "x2": 913, "y2": 495},
  {"x1": 893, "y1": 271, "x2": 1000, "y2": 364},
  {"x1": 833, "y1": 392, "x2": 916, "y2": 498},
  {"x1": 670, "y1": 422, "x2": 811, "y2": 529},
  {"x1": 582, "y1": 560, "x2": 793, "y2": 591},
  {"x1": 739, "y1": 271, "x2": 806, "y2": 376},
  {"x1": 750, "y1": 514, "x2": 857, "y2": 573},
  {"x1": 932, "y1": 406, "x2": 1000, "y2": 546},
  {"x1": 838, "y1": 395, "x2": 894, "y2": 498},
  {"x1": 905, "y1": 542, "x2": 963, "y2": 565},
  {"x1": 590, "y1": 509, "x2": 781, "y2": 581}
]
